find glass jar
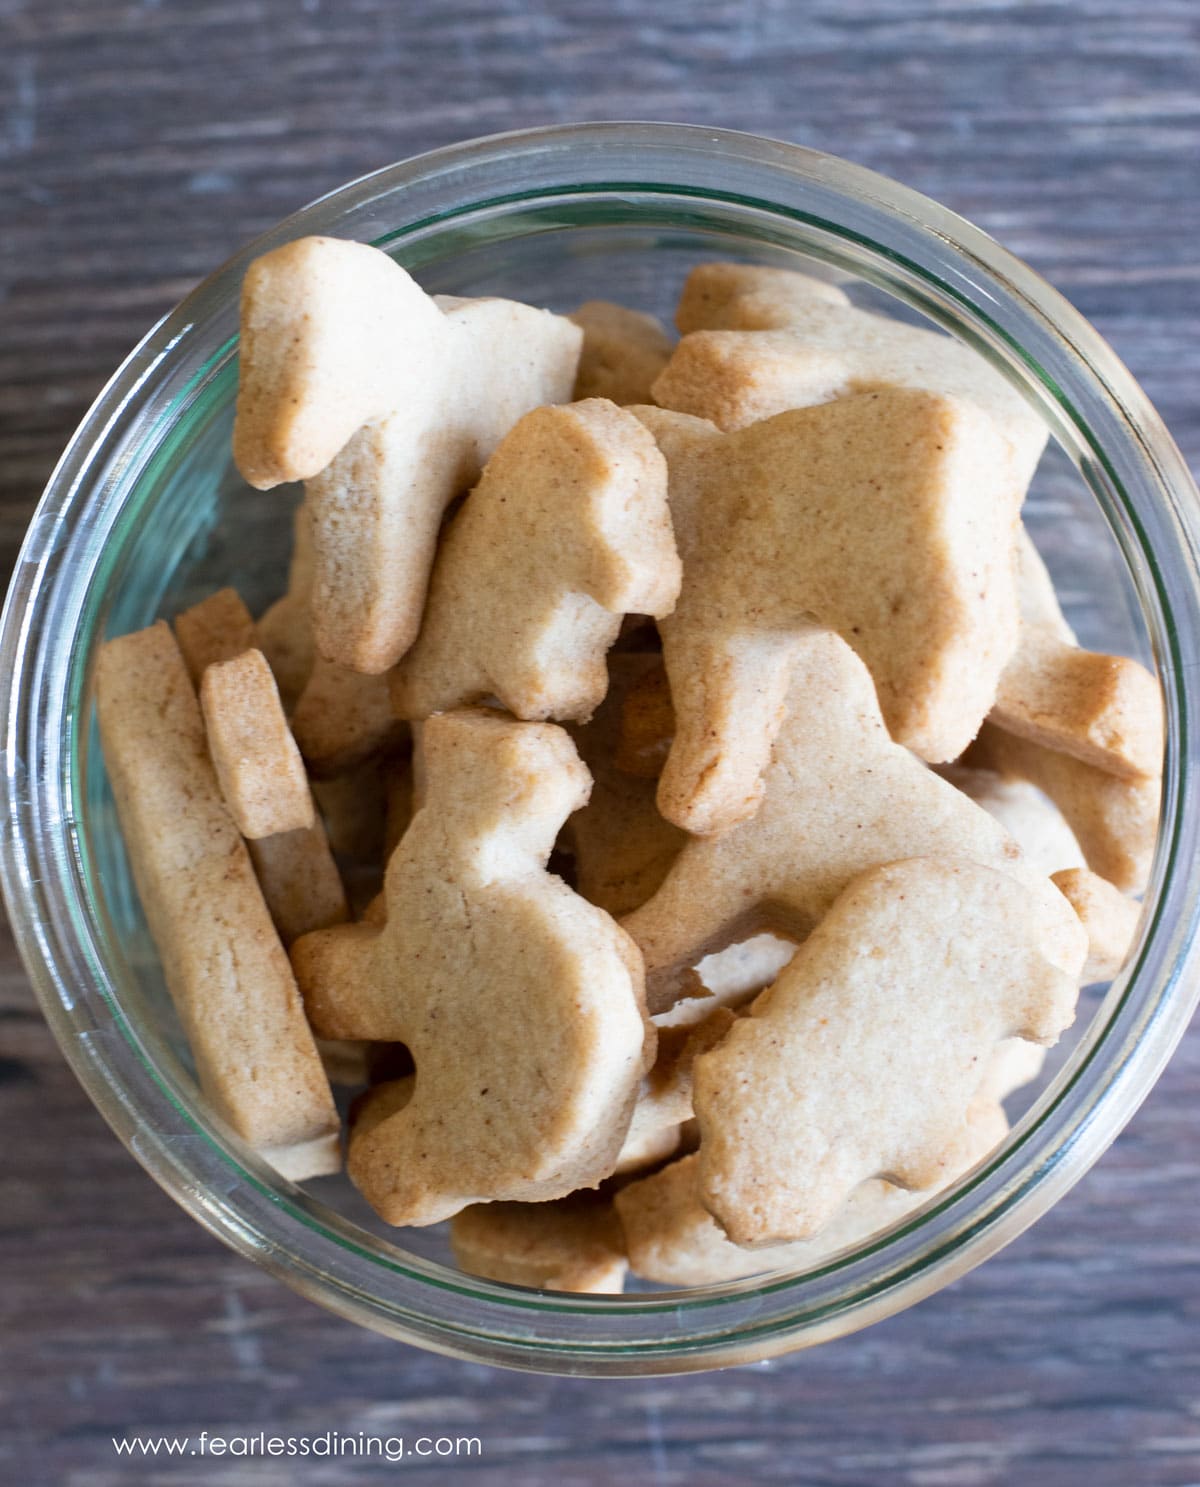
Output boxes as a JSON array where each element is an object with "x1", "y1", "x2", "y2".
[{"x1": 3, "y1": 122, "x2": 1197, "y2": 1376}]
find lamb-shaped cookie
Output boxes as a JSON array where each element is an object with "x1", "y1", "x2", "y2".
[
  {"x1": 654, "y1": 283, "x2": 1047, "y2": 489},
  {"x1": 693, "y1": 857, "x2": 1083, "y2": 1245},
  {"x1": 234, "y1": 236, "x2": 582, "y2": 673},
  {"x1": 674, "y1": 261, "x2": 851, "y2": 334},
  {"x1": 390, "y1": 400, "x2": 681, "y2": 724},
  {"x1": 629, "y1": 394, "x2": 1023, "y2": 834},
  {"x1": 992, "y1": 529, "x2": 1163, "y2": 779},
  {"x1": 290, "y1": 708, "x2": 652, "y2": 1226},
  {"x1": 621, "y1": 626, "x2": 1086, "y2": 1012}
]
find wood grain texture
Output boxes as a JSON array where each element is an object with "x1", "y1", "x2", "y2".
[{"x1": 2, "y1": 1, "x2": 1199, "y2": 1482}]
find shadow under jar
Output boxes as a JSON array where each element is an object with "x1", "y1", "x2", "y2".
[{"x1": 3, "y1": 123, "x2": 1199, "y2": 1376}]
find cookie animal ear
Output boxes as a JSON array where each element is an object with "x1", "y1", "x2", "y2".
[
  {"x1": 693, "y1": 856, "x2": 1084, "y2": 1247},
  {"x1": 391, "y1": 399, "x2": 681, "y2": 726}
]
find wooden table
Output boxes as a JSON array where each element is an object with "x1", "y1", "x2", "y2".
[{"x1": 3, "y1": 3, "x2": 1198, "y2": 1482}]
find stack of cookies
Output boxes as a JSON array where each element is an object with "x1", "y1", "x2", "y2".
[{"x1": 97, "y1": 244, "x2": 1161, "y2": 1292}]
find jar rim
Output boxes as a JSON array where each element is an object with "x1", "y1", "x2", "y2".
[{"x1": 4, "y1": 121, "x2": 1198, "y2": 1375}]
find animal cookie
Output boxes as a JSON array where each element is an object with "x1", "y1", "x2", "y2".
[
  {"x1": 234, "y1": 236, "x2": 582, "y2": 672},
  {"x1": 247, "y1": 817, "x2": 349, "y2": 949},
  {"x1": 693, "y1": 857, "x2": 1084, "y2": 1245},
  {"x1": 615, "y1": 1098, "x2": 1009, "y2": 1287},
  {"x1": 95, "y1": 623, "x2": 339, "y2": 1180},
  {"x1": 939, "y1": 765, "x2": 1084, "y2": 879},
  {"x1": 1051, "y1": 867, "x2": 1142, "y2": 982},
  {"x1": 631, "y1": 393, "x2": 1022, "y2": 833},
  {"x1": 968, "y1": 723, "x2": 1159, "y2": 894},
  {"x1": 569, "y1": 300, "x2": 674, "y2": 405},
  {"x1": 621, "y1": 626, "x2": 1085, "y2": 1012},
  {"x1": 291, "y1": 709, "x2": 651, "y2": 1225},
  {"x1": 654, "y1": 282, "x2": 1047, "y2": 488},
  {"x1": 450, "y1": 1195, "x2": 628, "y2": 1294},
  {"x1": 290, "y1": 656, "x2": 404, "y2": 777},
  {"x1": 991, "y1": 530, "x2": 1163, "y2": 778},
  {"x1": 173, "y1": 587, "x2": 258, "y2": 686},
  {"x1": 674, "y1": 261, "x2": 850, "y2": 334},
  {"x1": 391, "y1": 400, "x2": 681, "y2": 723},
  {"x1": 567, "y1": 653, "x2": 688, "y2": 918},
  {"x1": 199, "y1": 649, "x2": 314, "y2": 839},
  {"x1": 174, "y1": 576, "x2": 352, "y2": 943}
]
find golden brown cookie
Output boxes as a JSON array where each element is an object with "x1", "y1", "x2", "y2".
[
  {"x1": 570, "y1": 300, "x2": 674, "y2": 405},
  {"x1": 992, "y1": 530, "x2": 1163, "y2": 778},
  {"x1": 1051, "y1": 866, "x2": 1142, "y2": 982},
  {"x1": 693, "y1": 857, "x2": 1084, "y2": 1244},
  {"x1": 199, "y1": 649, "x2": 314, "y2": 839},
  {"x1": 247, "y1": 810, "x2": 349, "y2": 947},
  {"x1": 234, "y1": 237, "x2": 583, "y2": 673},
  {"x1": 615, "y1": 1098, "x2": 1009, "y2": 1286},
  {"x1": 450, "y1": 1194, "x2": 627, "y2": 1294},
  {"x1": 292, "y1": 709, "x2": 652, "y2": 1225},
  {"x1": 621, "y1": 627, "x2": 1082, "y2": 1013},
  {"x1": 674, "y1": 262, "x2": 851, "y2": 334},
  {"x1": 391, "y1": 400, "x2": 680, "y2": 725},
  {"x1": 654, "y1": 289, "x2": 1046, "y2": 487},
  {"x1": 567, "y1": 654, "x2": 688, "y2": 918},
  {"x1": 173, "y1": 587, "x2": 258, "y2": 686},
  {"x1": 96, "y1": 622, "x2": 339, "y2": 1180},
  {"x1": 631, "y1": 391, "x2": 1022, "y2": 831},
  {"x1": 968, "y1": 723, "x2": 1159, "y2": 894}
]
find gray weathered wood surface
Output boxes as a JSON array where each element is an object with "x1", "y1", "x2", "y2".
[{"x1": 2, "y1": 2, "x2": 1199, "y2": 1483}]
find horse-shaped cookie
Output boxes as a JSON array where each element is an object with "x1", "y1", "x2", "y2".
[{"x1": 234, "y1": 236, "x2": 582, "y2": 672}]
